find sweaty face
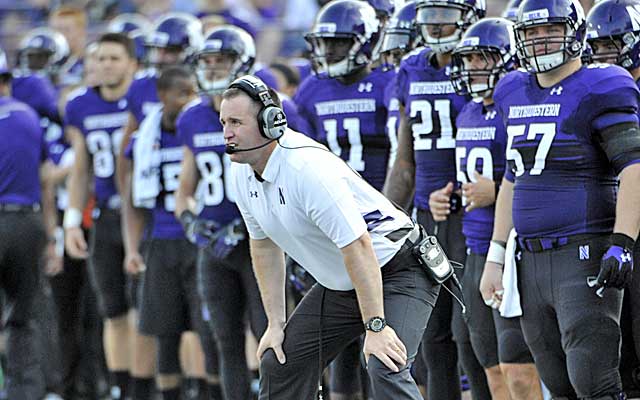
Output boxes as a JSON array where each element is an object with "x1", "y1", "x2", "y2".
[{"x1": 97, "y1": 42, "x2": 134, "y2": 88}]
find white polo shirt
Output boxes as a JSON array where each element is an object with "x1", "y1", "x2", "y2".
[{"x1": 231, "y1": 130, "x2": 414, "y2": 291}]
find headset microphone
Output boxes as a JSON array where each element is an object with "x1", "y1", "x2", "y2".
[{"x1": 224, "y1": 140, "x2": 275, "y2": 154}]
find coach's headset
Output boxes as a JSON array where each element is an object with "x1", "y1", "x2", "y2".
[{"x1": 228, "y1": 75, "x2": 288, "y2": 140}]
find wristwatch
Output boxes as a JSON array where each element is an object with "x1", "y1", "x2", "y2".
[{"x1": 365, "y1": 316, "x2": 386, "y2": 333}]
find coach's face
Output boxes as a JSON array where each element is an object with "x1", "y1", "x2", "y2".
[{"x1": 220, "y1": 93, "x2": 268, "y2": 165}]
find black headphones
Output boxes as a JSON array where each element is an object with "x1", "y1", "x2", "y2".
[{"x1": 228, "y1": 75, "x2": 288, "y2": 140}]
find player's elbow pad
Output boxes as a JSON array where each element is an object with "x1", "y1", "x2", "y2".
[{"x1": 598, "y1": 122, "x2": 640, "y2": 174}]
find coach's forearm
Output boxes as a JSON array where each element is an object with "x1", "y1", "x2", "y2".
[
  {"x1": 250, "y1": 238, "x2": 287, "y2": 327},
  {"x1": 614, "y1": 163, "x2": 640, "y2": 240},
  {"x1": 342, "y1": 232, "x2": 385, "y2": 323}
]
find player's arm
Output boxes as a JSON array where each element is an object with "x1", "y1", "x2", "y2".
[
  {"x1": 175, "y1": 145, "x2": 199, "y2": 218},
  {"x1": 40, "y1": 160, "x2": 63, "y2": 276},
  {"x1": 63, "y1": 125, "x2": 90, "y2": 259},
  {"x1": 613, "y1": 164, "x2": 640, "y2": 240},
  {"x1": 595, "y1": 120, "x2": 640, "y2": 289},
  {"x1": 479, "y1": 178, "x2": 514, "y2": 308},
  {"x1": 383, "y1": 103, "x2": 415, "y2": 210},
  {"x1": 120, "y1": 144, "x2": 147, "y2": 275},
  {"x1": 116, "y1": 112, "x2": 138, "y2": 196}
]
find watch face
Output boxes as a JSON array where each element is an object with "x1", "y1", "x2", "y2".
[{"x1": 370, "y1": 318, "x2": 384, "y2": 331}]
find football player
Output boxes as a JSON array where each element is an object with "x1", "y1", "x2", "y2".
[
  {"x1": 175, "y1": 25, "x2": 268, "y2": 400},
  {"x1": 383, "y1": 0, "x2": 491, "y2": 398},
  {"x1": 479, "y1": 0, "x2": 640, "y2": 397},
  {"x1": 449, "y1": 17, "x2": 542, "y2": 400},
  {"x1": 63, "y1": 33, "x2": 147, "y2": 400},
  {"x1": 48, "y1": 6, "x2": 87, "y2": 88}
]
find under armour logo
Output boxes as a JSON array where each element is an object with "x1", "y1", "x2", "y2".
[
  {"x1": 622, "y1": 252, "x2": 632, "y2": 263},
  {"x1": 550, "y1": 86, "x2": 563, "y2": 95},
  {"x1": 250, "y1": 191, "x2": 258, "y2": 198},
  {"x1": 485, "y1": 110, "x2": 497, "y2": 120},
  {"x1": 579, "y1": 245, "x2": 590, "y2": 260},
  {"x1": 358, "y1": 82, "x2": 373, "y2": 92}
]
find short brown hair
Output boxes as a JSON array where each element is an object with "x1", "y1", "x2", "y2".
[
  {"x1": 221, "y1": 86, "x2": 282, "y2": 115},
  {"x1": 97, "y1": 32, "x2": 135, "y2": 60},
  {"x1": 49, "y1": 6, "x2": 87, "y2": 27}
]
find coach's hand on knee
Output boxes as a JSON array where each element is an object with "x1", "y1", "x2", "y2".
[
  {"x1": 257, "y1": 325, "x2": 286, "y2": 365},
  {"x1": 64, "y1": 226, "x2": 88, "y2": 259},
  {"x1": 363, "y1": 326, "x2": 407, "y2": 372}
]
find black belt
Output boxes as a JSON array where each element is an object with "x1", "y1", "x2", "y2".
[
  {"x1": 517, "y1": 233, "x2": 601, "y2": 253},
  {"x1": 0, "y1": 203, "x2": 40, "y2": 213}
]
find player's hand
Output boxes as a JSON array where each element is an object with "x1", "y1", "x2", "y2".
[
  {"x1": 124, "y1": 251, "x2": 146, "y2": 275},
  {"x1": 363, "y1": 325, "x2": 407, "y2": 372},
  {"x1": 180, "y1": 210, "x2": 220, "y2": 244},
  {"x1": 596, "y1": 233, "x2": 635, "y2": 290},
  {"x1": 209, "y1": 219, "x2": 246, "y2": 260},
  {"x1": 257, "y1": 324, "x2": 286, "y2": 365},
  {"x1": 64, "y1": 226, "x2": 88, "y2": 259},
  {"x1": 480, "y1": 261, "x2": 504, "y2": 310},
  {"x1": 44, "y1": 242, "x2": 64, "y2": 276},
  {"x1": 462, "y1": 172, "x2": 496, "y2": 212},
  {"x1": 429, "y1": 182, "x2": 454, "y2": 222}
]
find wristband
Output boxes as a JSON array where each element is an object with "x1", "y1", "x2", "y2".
[
  {"x1": 63, "y1": 208, "x2": 83, "y2": 229},
  {"x1": 486, "y1": 240, "x2": 506, "y2": 265},
  {"x1": 611, "y1": 232, "x2": 635, "y2": 250}
]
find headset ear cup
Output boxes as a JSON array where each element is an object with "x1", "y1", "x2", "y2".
[{"x1": 261, "y1": 106, "x2": 287, "y2": 140}]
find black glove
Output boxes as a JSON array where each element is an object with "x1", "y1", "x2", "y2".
[
  {"x1": 179, "y1": 210, "x2": 220, "y2": 245},
  {"x1": 596, "y1": 233, "x2": 635, "y2": 290}
]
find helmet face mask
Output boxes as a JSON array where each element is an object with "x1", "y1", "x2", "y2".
[
  {"x1": 145, "y1": 12, "x2": 203, "y2": 70},
  {"x1": 18, "y1": 28, "x2": 70, "y2": 76},
  {"x1": 586, "y1": 0, "x2": 640, "y2": 70},
  {"x1": 379, "y1": 1, "x2": 419, "y2": 70},
  {"x1": 305, "y1": 0, "x2": 380, "y2": 78},
  {"x1": 514, "y1": 0, "x2": 586, "y2": 73},
  {"x1": 194, "y1": 26, "x2": 255, "y2": 95},
  {"x1": 416, "y1": 0, "x2": 486, "y2": 54},
  {"x1": 451, "y1": 17, "x2": 517, "y2": 98}
]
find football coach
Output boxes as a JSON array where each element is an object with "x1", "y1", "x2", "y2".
[{"x1": 220, "y1": 74, "x2": 441, "y2": 400}]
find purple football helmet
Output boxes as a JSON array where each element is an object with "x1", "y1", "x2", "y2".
[
  {"x1": 514, "y1": 0, "x2": 586, "y2": 72},
  {"x1": 451, "y1": 17, "x2": 517, "y2": 98},
  {"x1": 380, "y1": 1, "x2": 419, "y2": 70},
  {"x1": 145, "y1": 12, "x2": 203, "y2": 68},
  {"x1": 415, "y1": 0, "x2": 486, "y2": 53},
  {"x1": 502, "y1": 0, "x2": 523, "y2": 22},
  {"x1": 195, "y1": 25, "x2": 256, "y2": 94},
  {"x1": 586, "y1": 0, "x2": 640, "y2": 70},
  {"x1": 305, "y1": 0, "x2": 380, "y2": 77},
  {"x1": 18, "y1": 27, "x2": 70, "y2": 75}
]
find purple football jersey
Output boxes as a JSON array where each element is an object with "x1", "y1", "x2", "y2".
[
  {"x1": 11, "y1": 73, "x2": 60, "y2": 123},
  {"x1": 396, "y1": 48, "x2": 470, "y2": 210},
  {"x1": 126, "y1": 70, "x2": 161, "y2": 125},
  {"x1": 176, "y1": 96, "x2": 240, "y2": 226},
  {"x1": 294, "y1": 68, "x2": 396, "y2": 190},
  {"x1": 125, "y1": 130, "x2": 185, "y2": 240},
  {"x1": 384, "y1": 72, "x2": 400, "y2": 169},
  {"x1": 0, "y1": 96, "x2": 45, "y2": 205},
  {"x1": 65, "y1": 86, "x2": 129, "y2": 208},
  {"x1": 494, "y1": 64, "x2": 640, "y2": 238},
  {"x1": 455, "y1": 100, "x2": 506, "y2": 254}
]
